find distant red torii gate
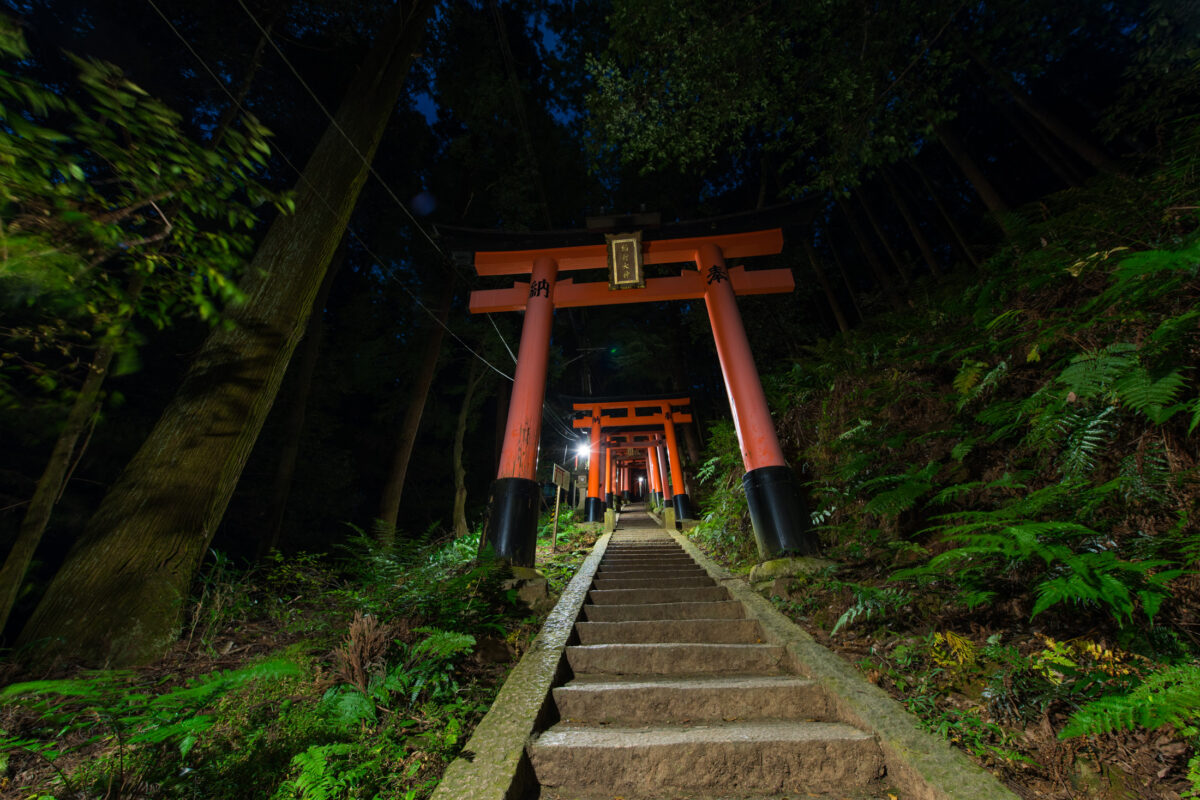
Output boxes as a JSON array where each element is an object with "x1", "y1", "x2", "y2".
[
  {"x1": 469, "y1": 227, "x2": 818, "y2": 566},
  {"x1": 603, "y1": 432, "x2": 669, "y2": 508},
  {"x1": 571, "y1": 399, "x2": 693, "y2": 523}
]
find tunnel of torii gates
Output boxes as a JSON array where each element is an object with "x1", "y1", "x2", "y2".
[
  {"x1": 467, "y1": 227, "x2": 820, "y2": 567},
  {"x1": 571, "y1": 403, "x2": 692, "y2": 521}
]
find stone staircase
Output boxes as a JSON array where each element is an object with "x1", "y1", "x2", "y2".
[{"x1": 528, "y1": 506, "x2": 891, "y2": 799}]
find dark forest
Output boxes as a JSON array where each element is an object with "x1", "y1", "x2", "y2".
[{"x1": 0, "y1": 0, "x2": 1197, "y2": 797}]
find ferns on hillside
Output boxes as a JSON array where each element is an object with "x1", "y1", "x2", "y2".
[
  {"x1": 1057, "y1": 405, "x2": 1117, "y2": 479},
  {"x1": 1060, "y1": 662, "x2": 1200, "y2": 738}
]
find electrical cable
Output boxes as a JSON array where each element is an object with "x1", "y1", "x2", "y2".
[
  {"x1": 234, "y1": 0, "x2": 450, "y2": 262},
  {"x1": 488, "y1": 314, "x2": 518, "y2": 364},
  {"x1": 156, "y1": 0, "x2": 590, "y2": 450},
  {"x1": 143, "y1": 0, "x2": 513, "y2": 383}
]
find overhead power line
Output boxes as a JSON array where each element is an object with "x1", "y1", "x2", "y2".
[{"x1": 143, "y1": 0, "x2": 513, "y2": 382}]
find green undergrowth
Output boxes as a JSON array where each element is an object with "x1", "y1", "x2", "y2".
[
  {"x1": 689, "y1": 121, "x2": 1200, "y2": 798},
  {"x1": 0, "y1": 515, "x2": 597, "y2": 799}
]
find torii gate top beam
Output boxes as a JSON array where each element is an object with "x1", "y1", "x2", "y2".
[
  {"x1": 468, "y1": 229, "x2": 791, "y2": 314},
  {"x1": 474, "y1": 229, "x2": 782, "y2": 276}
]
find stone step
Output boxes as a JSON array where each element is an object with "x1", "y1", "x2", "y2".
[
  {"x1": 594, "y1": 567, "x2": 709, "y2": 579},
  {"x1": 553, "y1": 675, "x2": 832, "y2": 724},
  {"x1": 566, "y1": 643, "x2": 784, "y2": 675},
  {"x1": 574, "y1": 618, "x2": 761, "y2": 645},
  {"x1": 599, "y1": 560, "x2": 697, "y2": 569},
  {"x1": 604, "y1": 554, "x2": 691, "y2": 561},
  {"x1": 583, "y1": 601, "x2": 745, "y2": 622},
  {"x1": 605, "y1": 544, "x2": 679, "y2": 550},
  {"x1": 587, "y1": 586, "x2": 728, "y2": 605},
  {"x1": 529, "y1": 720, "x2": 883, "y2": 796},
  {"x1": 591, "y1": 576, "x2": 715, "y2": 590}
]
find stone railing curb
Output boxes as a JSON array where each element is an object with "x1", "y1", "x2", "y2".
[
  {"x1": 431, "y1": 532, "x2": 612, "y2": 800},
  {"x1": 668, "y1": 531, "x2": 1020, "y2": 800}
]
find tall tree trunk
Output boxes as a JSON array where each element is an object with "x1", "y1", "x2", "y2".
[
  {"x1": 908, "y1": 160, "x2": 982, "y2": 270},
  {"x1": 376, "y1": 276, "x2": 455, "y2": 539},
  {"x1": 974, "y1": 55, "x2": 1116, "y2": 173},
  {"x1": 259, "y1": 237, "x2": 345, "y2": 557},
  {"x1": 0, "y1": 274, "x2": 145, "y2": 635},
  {"x1": 835, "y1": 195, "x2": 904, "y2": 311},
  {"x1": 18, "y1": 0, "x2": 436, "y2": 667},
  {"x1": 826, "y1": 234, "x2": 864, "y2": 322},
  {"x1": 452, "y1": 361, "x2": 486, "y2": 539},
  {"x1": 932, "y1": 122, "x2": 1011, "y2": 228},
  {"x1": 853, "y1": 186, "x2": 911, "y2": 285},
  {"x1": 882, "y1": 168, "x2": 941, "y2": 277},
  {"x1": 805, "y1": 239, "x2": 849, "y2": 333},
  {"x1": 996, "y1": 102, "x2": 1083, "y2": 188},
  {"x1": 210, "y1": 3, "x2": 282, "y2": 149}
]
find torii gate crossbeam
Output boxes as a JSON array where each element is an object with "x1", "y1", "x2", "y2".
[{"x1": 469, "y1": 227, "x2": 819, "y2": 566}]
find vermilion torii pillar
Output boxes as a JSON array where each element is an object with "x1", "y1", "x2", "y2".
[
  {"x1": 484, "y1": 257, "x2": 557, "y2": 565},
  {"x1": 656, "y1": 444, "x2": 672, "y2": 503},
  {"x1": 470, "y1": 228, "x2": 806, "y2": 564},
  {"x1": 573, "y1": 399, "x2": 696, "y2": 519},
  {"x1": 604, "y1": 445, "x2": 614, "y2": 508},
  {"x1": 696, "y1": 243, "x2": 819, "y2": 557},
  {"x1": 660, "y1": 403, "x2": 693, "y2": 520},
  {"x1": 584, "y1": 412, "x2": 604, "y2": 522}
]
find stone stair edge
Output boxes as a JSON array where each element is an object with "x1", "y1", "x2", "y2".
[
  {"x1": 430, "y1": 532, "x2": 614, "y2": 800},
  {"x1": 666, "y1": 529, "x2": 1021, "y2": 800}
]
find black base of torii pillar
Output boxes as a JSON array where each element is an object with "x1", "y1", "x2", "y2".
[
  {"x1": 698, "y1": 242, "x2": 820, "y2": 558},
  {"x1": 584, "y1": 496, "x2": 605, "y2": 522},
  {"x1": 480, "y1": 257, "x2": 557, "y2": 566}
]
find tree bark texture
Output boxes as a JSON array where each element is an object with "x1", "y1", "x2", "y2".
[
  {"x1": 975, "y1": 55, "x2": 1115, "y2": 172},
  {"x1": 0, "y1": 344, "x2": 113, "y2": 634},
  {"x1": 853, "y1": 186, "x2": 911, "y2": 285},
  {"x1": 376, "y1": 276, "x2": 455, "y2": 537},
  {"x1": 826, "y1": 234, "x2": 864, "y2": 322},
  {"x1": 835, "y1": 195, "x2": 904, "y2": 312},
  {"x1": 260, "y1": 238, "x2": 345, "y2": 557},
  {"x1": 932, "y1": 122, "x2": 1011, "y2": 223},
  {"x1": 805, "y1": 240, "x2": 849, "y2": 333},
  {"x1": 907, "y1": 160, "x2": 983, "y2": 269},
  {"x1": 997, "y1": 102, "x2": 1083, "y2": 188},
  {"x1": 0, "y1": 273, "x2": 146, "y2": 634},
  {"x1": 882, "y1": 168, "x2": 941, "y2": 277},
  {"x1": 18, "y1": 0, "x2": 436, "y2": 667},
  {"x1": 452, "y1": 361, "x2": 485, "y2": 539}
]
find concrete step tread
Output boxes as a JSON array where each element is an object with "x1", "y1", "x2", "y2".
[
  {"x1": 530, "y1": 721, "x2": 885, "y2": 796},
  {"x1": 566, "y1": 642, "x2": 784, "y2": 676},
  {"x1": 574, "y1": 619, "x2": 762, "y2": 644},
  {"x1": 592, "y1": 573, "x2": 705, "y2": 578},
  {"x1": 535, "y1": 787, "x2": 896, "y2": 799},
  {"x1": 558, "y1": 675, "x2": 816, "y2": 691},
  {"x1": 591, "y1": 577, "x2": 716, "y2": 590},
  {"x1": 553, "y1": 675, "x2": 834, "y2": 724},
  {"x1": 537, "y1": 719, "x2": 872, "y2": 743},
  {"x1": 587, "y1": 587, "x2": 729, "y2": 604},
  {"x1": 582, "y1": 601, "x2": 745, "y2": 621}
]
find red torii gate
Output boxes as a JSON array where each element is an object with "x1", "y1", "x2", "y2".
[
  {"x1": 469, "y1": 227, "x2": 818, "y2": 566},
  {"x1": 571, "y1": 398, "x2": 694, "y2": 522},
  {"x1": 604, "y1": 432, "x2": 668, "y2": 507}
]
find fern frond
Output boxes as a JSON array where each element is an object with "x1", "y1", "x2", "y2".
[
  {"x1": 954, "y1": 360, "x2": 988, "y2": 395},
  {"x1": 1057, "y1": 405, "x2": 1116, "y2": 480},
  {"x1": 1115, "y1": 367, "x2": 1188, "y2": 424},
  {"x1": 1058, "y1": 343, "x2": 1138, "y2": 399},
  {"x1": 411, "y1": 628, "x2": 475, "y2": 661},
  {"x1": 1060, "y1": 662, "x2": 1200, "y2": 738},
  {"x1": 984, "y1": 308, "x2": 1024, "y2": 331}
]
